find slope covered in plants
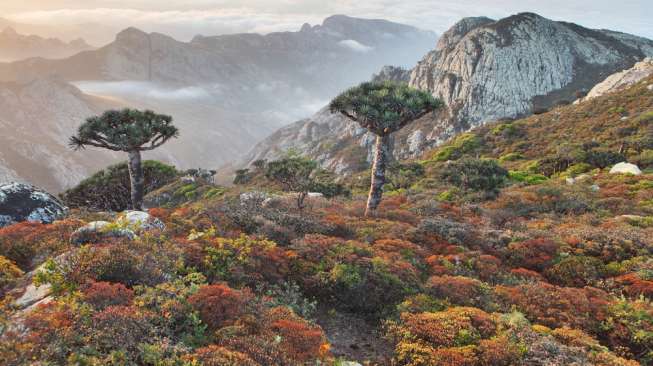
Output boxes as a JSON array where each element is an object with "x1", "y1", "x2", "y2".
[{"x1": 0, "y1": 78, "x2": 652, "y2": 365}]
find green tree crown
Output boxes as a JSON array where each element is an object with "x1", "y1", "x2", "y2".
[
  {"x1": 329, "y1": 81, "x2": 443, "y2": 135},
  {"x1": 69, "y1": 109, "x2": 179, "y2": 151}
]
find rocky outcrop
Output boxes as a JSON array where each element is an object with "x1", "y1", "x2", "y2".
[
  {"x1": 410, "y1": 13, "x2": 653, "y2": 130},
  {"x1": 578, "y1": 58, "x2": 653, "y2": 102},
  {"x1": 70, "y1": 211, "x2": 165, "y2": 244},
  {"x1": 372, "y1": 66, "x2": 412, "y2": 83},
  {"x1": 0, "y1": 182, "x2": 67, "y2": 227}
]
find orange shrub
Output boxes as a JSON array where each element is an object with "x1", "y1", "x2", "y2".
[
  {"x1": 495, "y1": 283, "x2": 609, "y2": 332},
  {"x1": 616, "y1": 273, "x2": 653, "y2": 299},
  {"x1": 506, "y1": 238, "x2": 558, "y2": 271},
  {"x1": 509, "y1": 268, "x2": 544, "y2": 282},
  {"x1": 477, "y1": 336, "x2": 522, "y2": 366},
  {"x1": 271, "y1": 318, "x2": 326, "y2": 362},
  {"x1": 0, "y1": 220, "x2": 81, "y2": 270},
  {"x1": 188, "y1": 284, "x2": 253, "y2": 331},
  {"x1": 399, "y1": 308, "x2": 496, "y2": 347},
  {"x1": 426, "y1": 275, "x2": 491, "y2": 307},
  {"x1": 188, "y1": 345, "x2": 259, "y2": 366}
]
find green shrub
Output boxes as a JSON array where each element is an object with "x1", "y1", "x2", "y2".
[
  {"x1": 509, "y1": 171, "x2": 549, "y2": 185},
  {"x1": 61, "y1": 160, "x2": 178, "y2": 211},
  {"x1": 433, "y1": 133, "x2": 482, "y2": 162},
  {"x1": 499, "y1": 152, "x2": 524, "y2": 162},
  {"x1": 441, "y1": 158, "x2": 508, "y2": 195}
]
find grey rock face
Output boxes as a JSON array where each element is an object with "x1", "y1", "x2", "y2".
[
  {"x1": 0, "y1": 182, "x2": 67, "y2": 227},
  {"x1": 410, "y1": 13, "x2": 653, "y2": 130}
]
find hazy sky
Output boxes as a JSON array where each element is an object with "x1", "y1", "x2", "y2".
[{"x1": 1, "y1": 0, "x2": 651, "y2": 43}]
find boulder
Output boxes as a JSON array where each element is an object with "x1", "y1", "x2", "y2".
[
  {"x1": 609, "y1": 162, "x2": 642, "y2": 175},
  {"x1": 240, "y1": 191, "x2": 269, "y2": 205},
  {"x1": 14, "y1": 282, "x2": 52, "y2": 309},
  {"x1": 0, "y1": 182, "x2": 67, "y2": 227},
  {"x1": 70, "y1": 220, "x2": 136, "y2": 244},
  {"x1": 117, "y1": 210, "x2": 166, "y2": 232}
]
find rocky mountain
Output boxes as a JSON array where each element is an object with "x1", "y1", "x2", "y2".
[
  {"x1": 410, "y1": 13, "x2": 653, "y2": 128},
  {"x1": 0, "y1": 78, "x2": 134, "y2": 192},
  {"x1": 241, "y1": 13, "x2": 653, "y2": 175},
  {"x1": 0, "y1": 15, "x2": 436, "y2": 192},
  {"x1": 0, "y1": 27, "x2": 93, "y2": 62},
  {"x1": 0, "y1": 17, "x2": 116, "y2": 46}
]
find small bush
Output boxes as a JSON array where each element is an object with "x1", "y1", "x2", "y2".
[
  {"x1": 188, "y1": 284, "x2": 254, "y2": 331},
  {"x1": 441, "y1": 159, "x2": 508, "y2": 195},
  {"x1": 82, "y1": 281, "x2": 134, "y2": 309}
]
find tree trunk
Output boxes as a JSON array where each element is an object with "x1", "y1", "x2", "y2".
[
  {"x1": 127, "y1": 150, "x2": 144, "y2": 210},
  {"x1": 365, "y1": 134, "x2": 391, "y2": 217}
]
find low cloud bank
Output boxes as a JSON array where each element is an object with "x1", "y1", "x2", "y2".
[{"x1": 74, "y1": 81, "x2": 213, "y2": 101}]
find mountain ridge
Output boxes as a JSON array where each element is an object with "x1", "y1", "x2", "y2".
[
  {"x1": 0, "y1": 15, "x2": 437, "y2": 192},
  {"x1": 240, "y1": 12, "x2": 653, "y2": 176}
]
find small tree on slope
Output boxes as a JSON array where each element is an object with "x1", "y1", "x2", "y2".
[
  {"x1": 70, "y1": 109, "x2": 179, "y2": 210},
  {"x1": 330, "y1": 81, "x2": 442, "y2": 216}
]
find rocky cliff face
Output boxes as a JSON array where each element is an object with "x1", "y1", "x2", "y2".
[
  {"x1": 242, "y1": 13, "x2": 653, "y2": 176},
  {"x1": 410, "y1": 13, "x2": 653, "y2": 128}
]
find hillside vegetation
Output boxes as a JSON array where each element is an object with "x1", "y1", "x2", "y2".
[{"x1": 1, "y1": 78, "x2": 652, "y2": 365}]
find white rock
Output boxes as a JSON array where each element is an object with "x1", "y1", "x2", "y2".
[
  {"x1": 120, "y1": 210, "x2": 166, "y2": 231},
  {"x1": 580, "y1": 58, "x2": 653, "y2": 102},
  {"x1": 14, "y1": 283, "x2": 52, "y2": 309},
  {"x1": 647, "y1": 84, "x2": 653, "y2": 91},
  {"x1": 609, "y1": 162, "x2": 642, "y2": 175},
  {"x1": 181, "y1": 175, "x2": 196, "y2": 184},
  {"x1": 308, "y1": 192, "x2": 324, "y2": 198},
  {"x1": 70, "y1": 220, "x2": 137, "y2": 244},
  {"x1": 240, "y1": 191, "x2": 268, "y2": 205}
]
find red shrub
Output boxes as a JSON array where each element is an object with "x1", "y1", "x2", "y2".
[
  {"x1": 616, "y1": 274, "x2": 653, "y2": 299},
  {"x1": 188, "y1": 284, "x2": 253, "y2": 330},
  {"x1": 0, "y1": 220, "x2": 81, "y2": 270},
  {"x1": 188, "y1": 345, "x2": 258, "y2": 366},
  {"x1": 426, "y1": 275, "x2": 489, "y2": 307},
  {"x1": 495, "y1": 283, "x2": 610, "y2": 332},
  {"x1": 271, "y1": 319, "x2": 326, "y2": 362},
  {"x1": 506, "y1": 238, "x2": 559, "y2": 271},
  {"x1": 82, "y1": 281, "x2": 134, "y2": 309},
  {"x1": 510, "y1": 268, "x2": 545, "y2": 282}
]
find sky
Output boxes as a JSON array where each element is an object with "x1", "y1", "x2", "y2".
[{"x1": 0, "y1": 0, "x2": 651, "y2": 44}]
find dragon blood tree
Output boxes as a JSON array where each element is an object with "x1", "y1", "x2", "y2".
[
  {"x1": 70, "y1": 109, "x2": 179, "y2": 210},
  {"x1": 330, "y1": 81, "x2": 442, "y2": 216}
]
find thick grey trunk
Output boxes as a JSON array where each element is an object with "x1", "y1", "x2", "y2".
[
  {"x1": 127, "y1": 150, "x2": 144, "y2": 210},
  {"x1": 365, "y1": 134, "x2": 391, "y2": 217}
]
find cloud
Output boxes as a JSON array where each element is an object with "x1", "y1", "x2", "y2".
[
  {"x1": 4, "y1": 0, "x2": 652, "y2": 43},
  {"x1": 338, "y1": 39, "x2": 374, "y2": 53},
  {"x1": 73, "y1": 81, "x2": 212, "y2": 100}
]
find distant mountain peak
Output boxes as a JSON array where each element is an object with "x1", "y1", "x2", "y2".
[
  {"x1": 115, "y1": 27, "x2": 149, "y2": 41},
  {"x1": 1, "y1": 26, "x2": 17, "y2": 36}
]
